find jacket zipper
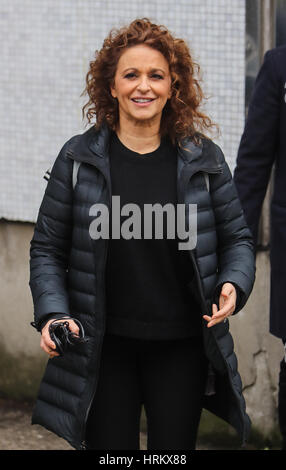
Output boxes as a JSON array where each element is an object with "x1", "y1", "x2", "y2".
[
  {"x1": 72, "y1": 158, "x2": 111, "y2": 450},
  {"x1": 80, "y1": 236, "x2": 109, "y2": 450}
]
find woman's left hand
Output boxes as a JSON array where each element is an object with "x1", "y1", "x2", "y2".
[{"x1": 203, "y1": 282, "x2": 237, "y2": 328}]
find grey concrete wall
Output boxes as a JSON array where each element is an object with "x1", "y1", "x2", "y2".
[
  {"x1": 231, "y1": 251, "x2": 284, "y2": 436},
  {"x1": 0, "y1": 220, "x2": 47, "y2": 399},
  {"x1": 0, "y1": 219, "x2": 283, "y2": 437}
]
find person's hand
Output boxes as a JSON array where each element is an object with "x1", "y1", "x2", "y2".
[
  {"x1": 41, "y1": 318, "x2": 80, "y2": 358},
  {"x1": 203, "y1": 282, "x2": 237, "y2": 328}
]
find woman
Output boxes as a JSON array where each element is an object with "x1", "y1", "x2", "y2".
[{"x1": 29, "y1": 18, "x2": 255, "y2": 450}]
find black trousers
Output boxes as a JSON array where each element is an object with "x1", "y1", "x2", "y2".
[
  {"x1": 85, "y1": 333, "x2": 209, "y2": 450},
  {"x1": 278, "y1": 339, "x2": 286, "y2": 449}
]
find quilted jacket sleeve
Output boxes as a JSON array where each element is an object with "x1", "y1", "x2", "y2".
[
  {"x1": 29, "y1": 139, "x2": 75, "y2": 331},
  {"x1": 210, "y1": 144, "x2": 256, "y2": 313}
]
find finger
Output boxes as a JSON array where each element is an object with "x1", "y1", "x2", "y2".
[
  {"x1": 40, "y1": 343, "x2": 51, "y2": 355},
  {"x1": 41, "y1": 328, "x2": 60, "y2": 352},
  {"x1": 203, "y1": 303, "x2": 218, "y2": 321},
  {"x1": 49, "y1": 351, "x2": 59, "y2": 359},
  {"x1": 221, "y1": 289, "x2": 231, "y2": 298},
  {"x1": 42, "y1": 331, "x2": 57, "y2": 350},
  {"x1": 203, "y1": 315, "x2": 212, "y2": 323},
  {"x1": 203, "y1": 315, "x2": 221, "y2": 327},
  {"x1": 211, "y1": 305, "x2": 233, "y2": 321},
  {"x1": 211, "y1": 303, "x2": 227, "y2": 319},
  {"x1": 40, "y1": 339, "x2": 59, "y2": 357},
  {"x1": 207, "y1": 316, "x2": 227, "y2": 327},
  {"x1": 47, "y1": 351, "x2": 59, "y2": 358},
  {"x1": 217, "y1": 294, "x2": 235, "y2": 313},
  {"x1": 206, "y1": 315, "x2": 227, "y2": 327},
  {"x1": 207, "y1": 309, "x2": 233, "y2": 327},
  {"x1": 67, "y1": 320, "x2": 80, "y2": 336},
  {"x1": 204, "y1": 303, "x2": 234, "y2": 327},
  {"x1": 203, "y1": 299, "x2": 235, "y2": 327},
  {"x1": 219, "y1": 293, "x2": 225, "y2": 310}
]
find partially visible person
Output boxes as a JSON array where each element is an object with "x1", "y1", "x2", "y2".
[{"x1": 234, "y1": 45, "x2": 286, "y2": 450}]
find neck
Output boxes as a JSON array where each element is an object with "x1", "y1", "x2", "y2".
[{"x1": 116, "y1": 115, "x2": 162, "y2": 154}]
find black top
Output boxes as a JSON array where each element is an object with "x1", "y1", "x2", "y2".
[{"x1": 105, "y1": 131, "x2": 202, "y2": 340}]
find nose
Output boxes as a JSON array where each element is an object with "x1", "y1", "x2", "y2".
[{"x1": 137, "y1": 75, "x2": 151, "y2": 93}]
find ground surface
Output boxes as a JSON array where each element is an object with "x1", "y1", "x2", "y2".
[
  {"x1": 0, "y1": 398, "x2": 262, "y2": 451},
  {"x1": 0, "y1": 399, "x2": 72, "y2": 450},
  {"x1": 0, "y1": 399, "x2": 214, "y2": 451}
]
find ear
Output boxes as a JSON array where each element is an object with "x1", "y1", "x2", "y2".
[{"x1": 110, "y1": 85, "x2": 117, "y2": 99}]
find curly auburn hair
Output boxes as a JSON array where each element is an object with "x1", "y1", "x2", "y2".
[{"x1": 81, "y1": 18, "x2": 218, "y2": 145}]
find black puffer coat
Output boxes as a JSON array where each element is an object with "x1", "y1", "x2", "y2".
[
  {"x1": 29, "y1": 124, "x2": 255, "y2": 450},
  {"x1": 234, "y1": 46, "x2": 286, "y2": 339}
]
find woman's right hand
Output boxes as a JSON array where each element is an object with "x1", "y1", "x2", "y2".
[{"x1": 40, "y1": 318, "x2": 80, "y2": 359}]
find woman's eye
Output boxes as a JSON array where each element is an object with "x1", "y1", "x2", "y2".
[
  {"x1": 124, "y1": 73, "x2": 137, "y2": 79},
  {"x1": 123, "y1": 73, "x2": 163, "y2": 80},
  {"x1": 151, "y1": 74, "x2": 163, "y2": 79}
]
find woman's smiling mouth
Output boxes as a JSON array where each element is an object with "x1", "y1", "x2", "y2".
[{"x1": 131, "y1": 97, "x2": 155, "y2": 106}]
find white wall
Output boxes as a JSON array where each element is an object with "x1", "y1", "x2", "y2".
[{"x1": 0, "y1": 0, "x2": 245, "y2": 222}]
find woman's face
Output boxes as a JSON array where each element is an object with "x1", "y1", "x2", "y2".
[{"x1": 110, "y1": 44, "x2": 172, "y2": 128}]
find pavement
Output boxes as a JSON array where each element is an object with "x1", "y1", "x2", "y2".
[{"x1": 0, "y1": 398, "x2": 254, "y2": 451}]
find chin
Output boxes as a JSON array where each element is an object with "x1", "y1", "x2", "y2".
[{"x1": 130, "y1": 111, "x2": 161, "y2": 122}]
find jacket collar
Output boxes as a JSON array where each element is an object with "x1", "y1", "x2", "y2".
[
  {"x1": 67, "y1": 122, "x2": 221, "y2": 173},
  {"x1": 177, "y1": 135, "x2": 222, "y2": 172},
  {"x1": 67, "y1": 123, "x2": 111, "y2": 164}
]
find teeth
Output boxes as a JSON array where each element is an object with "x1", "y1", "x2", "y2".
[{"x1": 132, "y1": 98, "x2": 153, "y2": 103}]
